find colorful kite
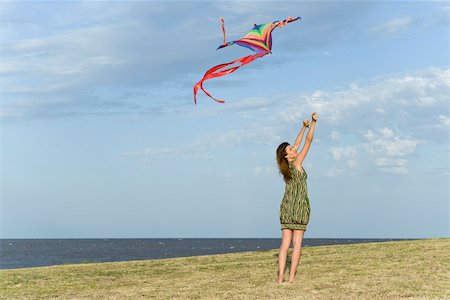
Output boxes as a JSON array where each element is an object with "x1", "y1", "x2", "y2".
[{"x1": 193, "y1": 16, "x2": 301, "y2": 104}]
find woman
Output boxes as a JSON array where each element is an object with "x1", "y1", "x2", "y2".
[{"x1": 276, "y1": 112, "x2": 318, "y2": 284}]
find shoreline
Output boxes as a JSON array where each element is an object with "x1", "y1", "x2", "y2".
[{"x1": 0, "y1": 238, "x2": 419, "y2": 270}]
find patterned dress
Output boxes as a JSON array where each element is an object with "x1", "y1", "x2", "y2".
[{"x1": 279, "y1": 161, "x2": 311, "y2": 231}]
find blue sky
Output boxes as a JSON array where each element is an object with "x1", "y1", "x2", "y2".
[{"x1": 0, "y1": 1, "x2": 449, "y2": 238}]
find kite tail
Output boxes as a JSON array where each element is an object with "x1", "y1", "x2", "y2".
[
  {"x1": 220, "y1": 17, "x2": 226, "y2": 46},
  {"x1": 193, "y1": 52, "x2": 266, "y2": 104},
  {"x1": 276, "y1": 16, "x2": 301, "y2": 28},
  {"x1": 217, "y1": 17, "x2": 235, "y2": 50}
]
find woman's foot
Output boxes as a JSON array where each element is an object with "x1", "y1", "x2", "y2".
[
  {"x1": 288, "y1": 270, "x2": 297, "y2": 283},
  {"x1": 277, "y1": 271, "x2": 285, "y2": 284}
]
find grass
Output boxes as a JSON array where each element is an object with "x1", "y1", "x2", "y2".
[{"x1": 0, "y1": 238, "x2": 449, "y2": 299}]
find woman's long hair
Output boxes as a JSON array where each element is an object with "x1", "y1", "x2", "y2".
[{"x1": 276, "y1": 142, "x2": 292, "y2": 183}]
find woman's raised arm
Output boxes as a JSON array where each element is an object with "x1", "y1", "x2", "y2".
[
  {"x1": 295, "y1": 112, "x2": 318, "y2": 164},
  {"x1": 292, "y1": 119, "x2": 310, "y2": 152}
]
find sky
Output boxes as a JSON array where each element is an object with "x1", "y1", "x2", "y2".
[{"x1": 0, "y1": 1, "x2": 449, "y2": 239}]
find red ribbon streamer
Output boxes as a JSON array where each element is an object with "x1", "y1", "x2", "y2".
[
  {"x1": 193, "y1": 52, "x2": 267, "y2": 104},
  {"x1": 220, "y1": 17, "x2": 226, "y2": 46}
]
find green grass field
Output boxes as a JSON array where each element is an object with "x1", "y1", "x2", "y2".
[{"x1": 1, "y1": 238, "x2": 449, "y2": 299}]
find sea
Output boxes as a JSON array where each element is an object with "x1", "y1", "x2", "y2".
[{"x1": 0, "y1": 238, "x2": 418, "y2": 270}]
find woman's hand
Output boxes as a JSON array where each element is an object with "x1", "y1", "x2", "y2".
[
  {"x1": 303, "y1": 119, "x2": 310, "y2": 128},
  {"x1": 312, "y1": 112, "x2": 318, "y2": 121},
  {"x1": 285, "y1": 153, "x2": 298, "y2": 160}
]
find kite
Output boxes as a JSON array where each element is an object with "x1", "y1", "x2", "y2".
[{"x1": 193, "y1": 16, "x2": 301, "y2": 104}]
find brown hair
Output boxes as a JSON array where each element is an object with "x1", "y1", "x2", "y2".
[{"x1": 276, "y1": 142, "x2": 292, "y2": 183}]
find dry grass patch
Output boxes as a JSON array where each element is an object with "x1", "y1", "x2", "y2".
[{"x1": 0, "y1": 238, "x2": 449, "y2": 299}]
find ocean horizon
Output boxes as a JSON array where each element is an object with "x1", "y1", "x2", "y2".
[{"x1": 0, "y1": 238, "x2": 419, "y2": 270}]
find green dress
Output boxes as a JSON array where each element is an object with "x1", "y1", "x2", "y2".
[{"x1": 279, "y1": 161, "x2": 311, "y2": 231}]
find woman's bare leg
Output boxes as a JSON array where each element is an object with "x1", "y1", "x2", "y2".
[
  {"x1": 277, "y1": 229, "x2": 292, "y2": 284},
  {"x1": 288, "y1": 230, "x2": 305, "y2": 283}
]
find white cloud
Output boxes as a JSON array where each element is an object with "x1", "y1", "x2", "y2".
[
  {"x1": 364, "y1": 130, "x2": 375, "y2": 141},
  {"x1": 375, "y1": 157, "x2": 408, "y2": 174},
  {"x1": 362, "y1": 127, "x2": 421, "y2": 174},
  {"x1": 324, "y1": 167, "x2": 343, "y2": 177},
  {"x1": 330, "y1": 146, "x2": 358, "y2": 161},
  {"x1": 121, "y1": 147, "x2": 185, "y2": 164},
  {"x1": 88, "y1": 56, "x2": 124, "y2": 66},
  {"x1": 346, "y1": 159, "x2": 358, "y2": 169},
  {"x1": 330, "y1": 131, "x2": 340, "y2": 141},
  {"x1": 325, "y1": 127, "x2": 419, "y2": 175},
  {"x1": 122, "y1": 124, "x2": 282, "y2": 164},
  {"x1": 417, "y1": 96, "x2": 435, "y2": 106},
  {"x1": 214, "y1": 1, "x2": 281, "y2": 16},
  {"x1": 434, "y1": 3, "x2": 450, "y2": 26},
  {"x1": 438, "y1": 115, "x2": 450, "y2": 128},
  {"x1": 275, "y1": 68, "x2": 450, "y2": 143},
  {"x1": 380, "y1": 127, "x2": 394, "y2": 138},
  {"x1": 192, "y1": 125, "x2": 282, "y2": 149},
  {"x1": 253, "y1": 166, "x2": 273, "y2": 176},
  {"x1": 2, "y1": 2, "x2": 447, "y2": 124},
  {"x1": 363, "y1": 128, "x2": 420, "y2": 158},
  {"x1": 329, "y1": 146, "x2": 359, "y2": 171},
  {"x1": 308, "y1": 69, "x2": 443, "y2": 172},
  {"x1": 122, "y1": 68, "x2": 447, "y2": 175},
  {"x1": 0, "y1": 1, "x2": 396, "y2": 123},
  {"x1": 371, "y1": 17, "x2": 412, "y2": 34}
]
